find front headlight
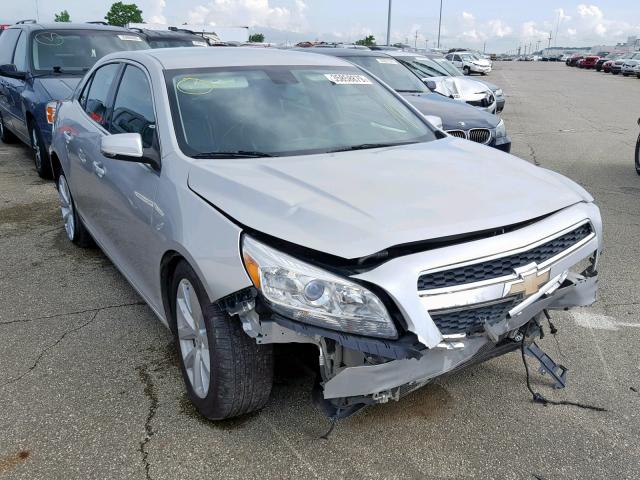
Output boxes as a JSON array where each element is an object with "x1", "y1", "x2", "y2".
[
  {"x1": 495, "y1": 119, "x2": 507, "y2": 138},
  {"x1": 241, "y1": 235, "x2": 397, "y2": 338},
  {"x1": 495, "y1": 88, "x2": 503, "y2": 97}
]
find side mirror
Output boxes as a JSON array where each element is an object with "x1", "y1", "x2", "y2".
[
  {"x1": 0, "y1": 64, "x2": 27, "y2": 80},
  {"x1": 101, "y1": 133, "x2": 143, "y2": 160},
  {"x1": 424, "y1": 80, "x2": 437, "y2": 91},
  {"x1": 424, "y1": 115, "x2": 443, "y2": 130}
]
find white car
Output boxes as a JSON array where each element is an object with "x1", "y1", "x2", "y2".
[{"x1": 445, "y1": 52, "x2": 492, "y2": 75}]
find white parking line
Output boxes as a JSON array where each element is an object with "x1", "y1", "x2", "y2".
[{"x1": 572, "y1": 310, "x2": 640, "y2": 330}]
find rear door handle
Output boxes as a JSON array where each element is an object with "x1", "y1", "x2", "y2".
[{"x1": 93, "y1": 161, "x2": 106, "y2": 178}]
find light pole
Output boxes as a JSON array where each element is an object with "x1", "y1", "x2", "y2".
[
  {"x1": 437, "y1": 0, "x2": 443, "y2": 49},
  {"x1": 34, "y1": 0, "x2": 39, "y2": 21},
  {"x1": 386, "y1": 0, "x2": 392, "y2": 46}
]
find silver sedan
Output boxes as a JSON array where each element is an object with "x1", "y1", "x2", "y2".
[{"x1": 50, "y1": 47, "x2": 602, "y2": 420}]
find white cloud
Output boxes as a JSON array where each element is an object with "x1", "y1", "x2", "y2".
[
  {"x1": 462, "y1": 11, "x2": 475, "y2": 26},
  {"x1": 521, "y1": 21, "x2": 548, "y2": 39},
  {"x1": 147, "y1": 0, "x2": 167, "y2": 24},
  {"x1": 577, "y1": 4, "x2": 604, "y2": 20},
  {"x1": 187, "y1": 0, "x2": 307, "y2": 31},
  {"x1": 488, "y1": 19, "x2": 512, "y2": 38}
]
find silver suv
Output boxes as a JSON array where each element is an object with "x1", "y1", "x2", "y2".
[{"x1": 49, "y1": 48, "x2": 602, "y2": 420}]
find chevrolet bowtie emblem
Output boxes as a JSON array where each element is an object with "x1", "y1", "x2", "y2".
[{"x1": 507, "y1": 266, "x2": 551, "y2": 297}]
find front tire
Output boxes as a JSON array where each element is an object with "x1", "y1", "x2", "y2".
[
  {"x1": 30, "y1": 122, "x2": 52, "y2": 179},
  {"x1": 57, "y1": 174, "x2": 93, "y2": 247},
  {"x1": 171, "y1": 261, "x2": 273, "y2": 420},
  {"x1": 463, "y1": 66, "x2": 471, "y2": 75}
]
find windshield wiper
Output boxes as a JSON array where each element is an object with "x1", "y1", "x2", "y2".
[
  {"x1": 327, "y1": 141, "x2": 416, "y2": 153},
  {"x1": 396, "y1": 89, "x2": 425, "y2": 93},
  {"x1": 191, "y1": 150, "x2": 275, "y2": 159}
]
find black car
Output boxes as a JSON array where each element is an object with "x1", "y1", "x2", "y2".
[
  {"x1": 0, "y1": 21, "x2": 148, "y2": 178},
  {"x1": 128, "y1": 28, "x2": 209, "y2": 48},
  {"x1": 300, "y1": 48, "x2": 511, "y2": 152}
]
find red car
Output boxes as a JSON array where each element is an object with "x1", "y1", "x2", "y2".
[{"x1": 581, "y1": 56, "x2": 600, "y2": 69}]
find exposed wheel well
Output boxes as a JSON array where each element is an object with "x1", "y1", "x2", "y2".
[
  {"x1": 50, "y1": 152, "x2": 62, "y2": 181},
  {"x1": 160, "y1": 250, "x2": 187, "y2": 334}
]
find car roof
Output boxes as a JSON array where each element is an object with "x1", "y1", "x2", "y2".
[
  {"x1": 130, "y1": 28, "x2": 204, "y2": 41},
  {"x1": 114, "y1": 47, "x2": 353, "y2": 69},
  {"x1": 297, "y1": 48, "x2": 388, "y2": 58},
  {"x1": 7, "y1": 22, "x2": 132, "y2": 33}
]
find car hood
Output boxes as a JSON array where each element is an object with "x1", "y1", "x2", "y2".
[
  {"x1": 400, "y1": 92, "x2": 497, "y2": 129},
  {"x1": 473, "y1": 78, "x2": 499, "y2": 92},
  {"x1": 426, "y1": 77, "x2": 492, "y2": 102},
  {"x1": 187, "y1": 138, "x2": 590, "y2": 259},
  {"x1": 37, "y1": 77, "x2": 82, "y2": 101},
  {"x1": 472, "y1": 58, "x2": 491, "y2": 66}
]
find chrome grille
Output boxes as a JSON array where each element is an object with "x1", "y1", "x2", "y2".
[
  {"x1": 418, "y1": 223, "x2": 593, "y2": 291},
  {"x1": 430, "y1": 298, "x2": 520, "y2": 334},
  {"x1": 447, "y1": 130, "x2": 466, "y2": 139},
  {"x1": 468, "y1": 128, "x2": 492, "y2": 144}
]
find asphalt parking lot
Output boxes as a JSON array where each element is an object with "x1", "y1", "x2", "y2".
[{"x1": 1, "y1": 61, "x2": 639, "y2": 479}]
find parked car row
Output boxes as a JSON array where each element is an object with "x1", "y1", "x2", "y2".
[
  {"x1": 1, "y1": 23, "x2": 603, "y2": 421},
  {"x1": 0, "y1": 22, "x2": 509, "y2": 181},
  {"x1": 567, "y1": 51, "x2": 640, "y2": 78}
]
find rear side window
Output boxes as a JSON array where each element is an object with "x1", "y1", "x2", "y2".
[
  {"x1": 83, "y1": 63, "x2": 120, "y2": 128},
  {"x1": 0, "y1": 29, "x2": 21, "y2": 65},
  {"x1": 12, "y1": 32, "x2": 27, "y2": 72},
  {"x1": 110, "y1": 65, "x2": 156, "y2": 148}
]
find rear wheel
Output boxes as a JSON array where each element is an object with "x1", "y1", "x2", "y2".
[
  {"x1": 29, "y1": 122, "x2": 52, "y2": 179},
  {"x1": 171, "y1": 261, "x2": 273, "y2": 420},
  {"x1": 57, "y1": 174, "x2": 93, "y2": 247},
  {"x1": 0, "y1": 112, "x2": 17, "y2": 143}
]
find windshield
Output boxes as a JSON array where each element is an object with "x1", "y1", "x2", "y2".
[
  {"x1": 432, "y1": 57, "x2": 463, "y2": 76},
  {"x1": 166, "y1": 65, "x2": 436, "y2": 157},
  {"x1": 148, "y1": 38, "x2": 208, "y2": 48},
  {"x1": 397, "y1": 56, "x2": 451, "y2": 78},
  {"x1": 343, "y1": 56, "x2": 428, "y2": 92},
  {"x1": 31, "y1": 30, "x2": 148, "y2": 74}
]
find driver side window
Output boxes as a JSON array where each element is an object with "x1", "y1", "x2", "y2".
[
  {"x1": 109, "y1": 65, "x2": 156, "y2": 149},
  {"x1": 83, "y1": 63, "x2": 120, "y2": 129}
]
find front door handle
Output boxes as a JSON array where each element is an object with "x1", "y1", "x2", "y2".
[
  {"x1": 63, "y1": 130, "x2": 73, "y2": 143},
  {"x1": 93, "y1": 161, "x2": 106, "y2": 178}
]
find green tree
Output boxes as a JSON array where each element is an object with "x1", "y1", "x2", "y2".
[
  {"x1": 54, "y1": 10, "x2": 71, "y2": 22},
  {"x1": 249, "y1": 33, "x2": 265, "y2": 43},
  {"x1": 355, "y1": 35, "x2": 376, "y2": 46},
  {"x1": 105, "y1": 2, "x2": 143, "y2": 27}
]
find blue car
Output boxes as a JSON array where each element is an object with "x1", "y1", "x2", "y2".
[{"x1": 0, "y1": 21, "x2": 148, "y2": 178}]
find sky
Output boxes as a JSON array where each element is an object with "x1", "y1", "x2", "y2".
[{"x1": 3, "y1": 1, "x2": 639, "y2": 52}]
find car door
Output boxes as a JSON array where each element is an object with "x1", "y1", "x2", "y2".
[
  {"x1": 4, "y1": 30, "x2": 29, "y2": 139},
  {"x1": 453, "y1": 54, "x2": 463, "y2": 68},
  {"x1": 87, "y1": 62, "x2": 162, "y2": 303},
  {"x1": 0, "y1": 29, "x2": 22, "y2": 136},
  {"x1": 67, "y1": 62, "x2": 122, "y2": 231}
]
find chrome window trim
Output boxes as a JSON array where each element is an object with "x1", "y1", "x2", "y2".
[{"x1": 418, "y1": 219, "x2": 594, "y2": 296}]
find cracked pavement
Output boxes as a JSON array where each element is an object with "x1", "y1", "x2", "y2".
[{"x1": 1, "y1": 62, "x2": 639, "y2": 479}]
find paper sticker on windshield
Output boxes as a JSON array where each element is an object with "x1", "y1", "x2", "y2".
[
  {"x1": 118, "y1": 35, "x2": 143, "y2": 41},
  {"x1": 176, "y1": 76, "x2": 248, "y2": 95},
  {"x1": 192, "y1": 40, "x2": 208, "y2": 47},
  {"x1": 34, "y1": 32, "x2": 64, "y2": 46},
  {"x1": 324, "y1": 74, "x2": 372, "y2": 85},
  {"x1": 376, "y1": 58, "x2": 398, "y2": 64}
]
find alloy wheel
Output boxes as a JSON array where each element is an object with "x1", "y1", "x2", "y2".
[
  {"x1": 57, "y1": 175, "x2": 75, "y2": 240},
  {"x1": 176, "y1": 279, "x2": 210, "y2": 399}
]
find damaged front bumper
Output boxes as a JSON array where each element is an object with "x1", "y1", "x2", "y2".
[
  {"x1": 235, "y1": 202, "x2": 601, "y2": 411},
  {"x1": 321, "y1": 273, "x2": 596, "y2": 400}
]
